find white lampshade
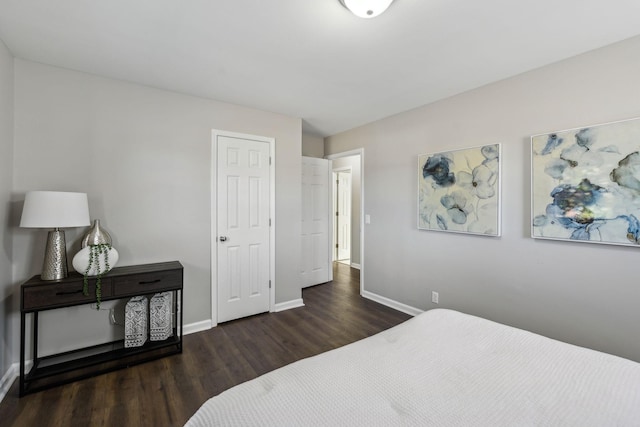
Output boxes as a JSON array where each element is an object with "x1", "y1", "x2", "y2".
[
  {"x1": 341, "y1": 0, "x2": 395, "y2": 18},
  {"x1": 20, "y1": 191, "x2": 90, "y2": 228}
]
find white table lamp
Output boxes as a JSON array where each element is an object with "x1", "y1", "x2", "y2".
[{"x1": 20, "y1": 191, "x2": 91, "y2": 280}]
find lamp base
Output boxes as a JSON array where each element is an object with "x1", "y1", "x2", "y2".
[{"x1": 41, "y1": 229, "x2": 68, "y2": 281}]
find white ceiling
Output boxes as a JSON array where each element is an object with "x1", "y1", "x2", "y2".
[{"x1": 1, "y1": 0, "x2": 639, "y2": 137}]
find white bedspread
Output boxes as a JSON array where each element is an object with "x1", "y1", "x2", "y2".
[{"x1": 185, "y1": 309, "x2": 640, "y2": 426}]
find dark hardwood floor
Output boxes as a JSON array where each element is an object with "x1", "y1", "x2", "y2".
[{"x1": 0, "y1": 263, "x2": 411, "y2": 426}]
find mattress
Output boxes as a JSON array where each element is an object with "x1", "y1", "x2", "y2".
[{"x1": 185, "y1": 309, "x2": 640, "y2": 426}]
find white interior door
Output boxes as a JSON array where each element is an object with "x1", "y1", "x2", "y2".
[
  {"x1": 301, "y1": 157, "x2": 330, "y2": 288},
  {"x1": 336, "y1": 170, "x2": 351, "y2": 262},
  {"x1": 216, "y1": 134, "x2": 271, "y2": 323}
]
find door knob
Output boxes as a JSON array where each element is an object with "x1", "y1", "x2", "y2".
[{"x1": 219, "y1": 236, "x2": 228, "y2": 242}]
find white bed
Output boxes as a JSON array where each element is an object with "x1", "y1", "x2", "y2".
[{"x1": 185, "y1": 309, "x2": 640, "y2": 426}]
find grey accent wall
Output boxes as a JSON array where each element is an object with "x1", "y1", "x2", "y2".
[
  {"x1": 0, "y1": 39, "x2": 14, "y2": 380},
  {"x1": 302, "y1": 133, "x2": 324, "y2": 158},
  {"x1": 12, "y1": 60, "x2": 301, "y2": 356},
  {"x1": 326, "y1": 35, "x2": 640, "y2": 362}
]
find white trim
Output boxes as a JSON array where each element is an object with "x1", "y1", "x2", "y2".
[
  {"x1": 332, "y1": 166, "x2": 352, "y2": 173},
  {"x1": 211, "y1": 130, "x2": 276, "y2": 327},
  {"x1": 350, "y1": 263, "x2": 361, "y2": 270},
  {"x1": 273, "y1": 299, "x2": 305, "y2": 312},
  {"x1": 210, "y1": 131, "x2": 218, "y2": 328},
  {"x1": 181, "y1": 298, "x2": 305, "y2": 337},
  {"x1": 269, "y1": 139, "x2": 276, "y2": 313},
  {"x1": 326, "y1": 148, "x2": 363, "y2": 160},
  {"x1": 325, "y1": 149, "x2": 365, "y2": 296},
  {"x1": 326, "y1": 159, "x2": 334, "y2": 282},
  {"x1": 0, "y1": 363, "x2": 18, "y2": 403},
  {"x1": 361, "y1": 290, "x2": 423, "y2": 317},
  {"x1": 183, "y1": 319, "x2": 213, "y2": 335}
]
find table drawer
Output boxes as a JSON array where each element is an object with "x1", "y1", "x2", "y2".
[
  {"x1": 22, "y1": 279, "x2": 113, "y2": 311},
  {"x1": 113, "y1": 269, "x2": 181, "y2": 297}
]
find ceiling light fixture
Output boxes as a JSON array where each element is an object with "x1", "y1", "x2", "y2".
[{"x1": 339, "y1": 0, "x2": 395, "y2": 19}]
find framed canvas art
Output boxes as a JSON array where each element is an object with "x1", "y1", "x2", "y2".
[
  {"x1": 418, "y1": 144, "x2": 501, "y2": 236},
  {"x1": 531, "y1": 117, "x2": 640, "y2": 246}
]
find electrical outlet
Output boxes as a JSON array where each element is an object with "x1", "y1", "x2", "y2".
[{"x1": 431, "y1": 291, "x2": 439, "y2": 304}]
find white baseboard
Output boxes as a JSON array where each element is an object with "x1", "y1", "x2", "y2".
[
  {"x1": 0, "y1": 363, "x2": 18, "y2": 403},
  {"x1": 182, "y1": 299, "x2": 305, "y2": 334},
  {"x1": 361, "y1": 290, "x2": 424, "y2": 317},
  {"x1": 351, "y1": 263, "x2": 361, "y2": 270},
  {"x1": 273, "y1": 298, "x2": 305, "y2": 312},
  {"x1": 183, "y1": 319, "x2": 213, "y2": 335}
]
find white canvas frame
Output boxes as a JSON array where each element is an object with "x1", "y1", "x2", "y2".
[
  {"x1": 531, "y1": 117, "x2": 640, "y2": 247},
  {"x1": 418, "y1": 144, "x2": 501, "y2": 236}
]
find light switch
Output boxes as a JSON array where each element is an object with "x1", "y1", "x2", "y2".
[{"x1": 365, "y1": 214, "x2": 371, "y2": 224}]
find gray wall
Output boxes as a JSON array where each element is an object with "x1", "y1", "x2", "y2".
[
  {"x1": 326, "y1": 35, "x2": 640, "y2": 362},
  {"x1": 11, "y1": 59, "x2": 302, "y2": 356},
  {"x1": 302, "y1": 133, "x2": 324, "y2": 158},
  {"x1": 0, "y1": 39, "x2": 14, "y2": 382}
]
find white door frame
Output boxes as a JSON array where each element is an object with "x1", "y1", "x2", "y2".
[
  {"x1": 211, "y1": 129, "x2": 276, "y2": 327},
  {"x1": 325, "y1": 148, "x2": 364, "y2": 295}
]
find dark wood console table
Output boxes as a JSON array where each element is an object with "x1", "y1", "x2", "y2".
[{"x1": 19, "y1": 261, "x2": 183, "y2": 396}]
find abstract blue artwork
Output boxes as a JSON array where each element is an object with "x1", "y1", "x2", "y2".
[
  {"x1": 531, "y1": 117, "x2": 640, "y2": 246},
  {"x1": 418, "y1": 144, "x2": 501, "y2": 236}
]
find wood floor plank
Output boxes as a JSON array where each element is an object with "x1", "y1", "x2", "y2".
[{"x1": 0, "y1": 263, "x2": 412, "y2": 426}]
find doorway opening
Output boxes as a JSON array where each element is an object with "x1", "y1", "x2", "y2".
[
  {"x1": 333, "y1": 169, "x2": 351, "y2": 266},
  {"x1": 326, "y1": 149, "x2": 364, "y2": 294}
]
